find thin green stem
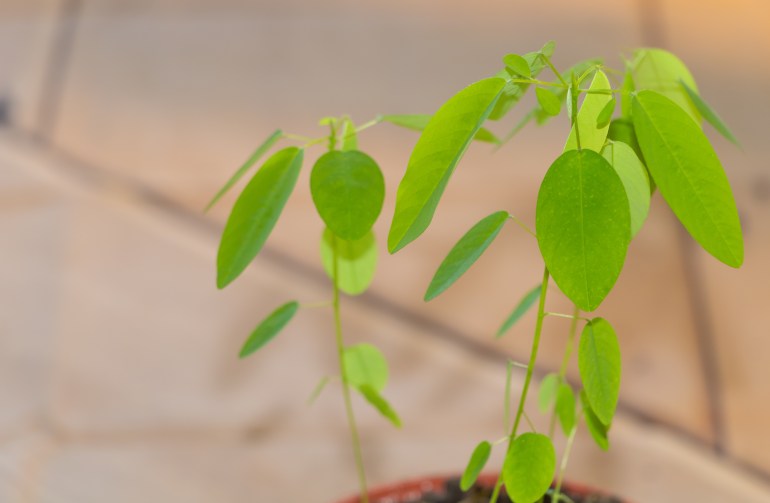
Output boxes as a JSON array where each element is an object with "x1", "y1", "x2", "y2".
[
  {"x1": 543, "y1": 312, "x2": 590, "y2": 323},
  {"x1": 552, "y1": 425, "x2": 578, "y2": 502},
  {"x1": 548, "y1": 304, "x2": 581, "y2": 438},
  {"x1": 490, "y1": 267, "x2": 550, "y2": 503},
  {"x1": 332, "y1": 235, "x2": 369, "y2": 503},
  {"x1": 510, "y1": 78, "x2": 567, "y2": 88},
  {"x1": 539, "y1": 53, "x2": 567, "y2": 87},
  {"x1": 507, "y1": 214, "x2": 537, "y2": 238}
]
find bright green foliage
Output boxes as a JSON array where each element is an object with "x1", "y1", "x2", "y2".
[
  {"x1": 503, "y1": 53, "x2": 531, "y2": 77},
  {"x1": 388, "y1": 78, "x2": 506, "y2": 253},
  {"x1": 380, "y1": 114, "x2": 500, "y2": 144},
  {"x1": 496, "y1": 284, "x2": 542, "y2": 338},
  {"x1": 602, "y1": 141, "x2": 651, "y2": 237},
  {"x1": 357, "y1": 384, "x2": 402, "y2": 428},
  {"x1": 578, "y1": 318, "x2": 621, "y2": 426},
  {"x1": 343, "y1": 343, "x2": 389, "y2": 392},
  {"x1": 538, "y1": 373, "x2": 560, "y2": 413},
  {"x1": 311, "y1": 150, "x2": 385, "y2": 241},
  {"x1": 239, "y1": 301, "x2": 299, "y2": 358},
  {"x1": 425, "y1": 211, "x2": 508, "y2": 301},
  {"x1": 633, "y1": 91, "x2": 744, "y2": 267},
  {"x1": 564, "y1": 70, "x2": 612, "y2": 152},
  {"x1": 490, "y1": 41, "x2": 554, "y2": 121},
  {"x1": 607, "y1": 119, "x2": 645, "y2": 166},
  {"x1": 533, "y1": 59, "x2": 601, "y2": 126},
  {"x1": 205, "y1": 129, "x2": 283, "y2": 212},
  {"x1": 581, "y1": 390, "x2": 610, "y2": 451},
  {"x1": 503, "y1": 433, "x2": 556, "y2": 503},
  {"x1": 217, "y1": 147, "x2": 303, "y2": 288},
  {"x1": 340, "y1": 118, "x2": 358, "y2": 151},
  {"x1": 460, "y1": 441, "x2": 492, "y2": 491},
  {"x1": 680, "y1": 80, "x2": 739, "y2": 146},
  {"x1": 620, "y1": 66, "x2": 635, "y2": 118},
  {"x1": 555, "y1": 382, "x2": 577, "y2": 436},
  {"x1": 632, "y1": 48, "x2": 700, "y2": 121},
  {"x1": 535, "y1": 87, "x2": 561, "y2": 116},
  {"x1": 596, "y1": 98, "x2": 616, "y2": 129},
  {"x1": 536, "y1": 150, "x2": 630, "y2": 311},
  {"x1": 320, "y1": 229, "x2": 377, "y2": 296}
]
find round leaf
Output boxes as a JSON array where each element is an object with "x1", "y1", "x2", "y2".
[
  {"x1": 536, "y1": 150, "x2": 630, "y2": 311},
  {"x1": 601, "y1": 141, "x2": 651, "y2": 237},
  {"x1": 503, "y1": 53, "x2": 531, "y2": 78},
  {"x1": 239, "y1": 301, "x2": 299, "y2": 358},
  {"x1": 535, "y1": 87, "x2": 561, "y2": 116},
  {"x1": 343, "y1": 343, "x2": 388, "y2": 392},
  {"x1": 503, "y1": 433, "x2": 556, "y2": 503},
  {"x1": 320, "y1": 229, "x2": 377, "y2": 296},
  {"x1": 311, "y1": 150, "x2": 385, "y2": 240},
  {"x1": 578, "y1": 318, "x2": 621, "y2": 426},
  {"x1": 460, "y1": 441, "x2": 492, "y2": 491}
]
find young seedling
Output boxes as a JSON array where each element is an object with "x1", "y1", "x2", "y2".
[{"x1": 388, "y1": 42, "x2": 742, "y2": 502}]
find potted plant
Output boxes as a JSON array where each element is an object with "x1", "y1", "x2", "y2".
[{"x1": 209, "y1": 41, "x2": 743, "y2": 502}]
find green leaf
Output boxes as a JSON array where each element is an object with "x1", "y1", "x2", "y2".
[
  {"x1": 503, "y1": 433, "x2": 556, "y2": 503},
  {"x1": 357, "y1": 384, "x2": 402, "y2": 428},
  {"x1": 535, "y1": 87, "x2": 561, "y2": 116},
  {"x1": 388, "y1": 78, "x2": 506, "y2": 253},
  {"x1": 320, "y1": 228, "x2": 377, "y2": 296},
  {"x1": 307, "y1": 376, "x2": 331, "y2": 405},
  {"x1": 601, "y1": 141, "x2": 651, "y2": 237},
  {"x1": 536, "y1": 150, "x2": 630, "y2": 311},
  {"x1": 533, "y1": 58, "x2": 602, "y2": 126},
  {"x1": 596, "y1": 98, "x2": 616, "y2": 129},
  {"x1": 503, "y1": 53, "x2": 531, "y2": 78},
  {"x1": 311, "y1": 150, "x2": 385, "y2": 241},
  {"x1": 489, "y1": 41, "x2": 554, "y2": 121},
  {"x1": 460, "y1": 441, "x2": 492, "y2": 491},
  {"x1": 620, "y1": 65, "x2": 635, "y2": 119},
  {"x1": 205, "y1": 129, "x2": 283, "y2": 212},
  {"x1": 564, "y1": 70, "x2": 613, "y2": 152},
  {"x1": 340, "y1": 118, "x2": 358, "y2": 151},
  {"x1": 555, "y1": 383, "x2": 577, "y2": 436},
  {"x1": 607, "y1": 118, "x2": 645, "y2": 165},
  {"x1": 581, "y1": 390, "x2": 610, "y2": 450},
  {"x1": 632, "y1": 48, "x2": 700, "y2": 121},
  {"x1": 425, "y1": 211, "x2": 508, "y2": 301},
  {"x1": 217, "y1": 147, "x2": 303, "y2": 288},
  {"x1": 239, "y1": 301, "x2": 299, "y2": 358},
  {"x1": 538, "y1": 373, "x2": 560, "y2": 414},
  {"x1": 578, "y1": 318, "x2": 621, "y2": 426},
  {"x1": 632, "y1": 90, "x2": 743, "y2": 267},
  {"x1": 680, "y1": 80, "x2": 739, "y2": 146},
  {"x1": 381, "y1": 114, "x2": 500, "y2": 144},
  {"x1": 343, "y1": 343, "x2": 388, "y2": 392},
  {"x1": 496, "y1": 284, "x2": 542, "y2": 338}
]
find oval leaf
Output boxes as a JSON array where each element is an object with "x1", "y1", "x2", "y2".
[
  {"x1": 343, "y1": 343, "x2": 388, "y2": 392},
  {"x1": 425, "y1": 211, "x2": 508, "y2": 301},
  {"x1": 503, "y1": 53, "x2": 531, "y2": 78},
  {"x1": 535, "y1": 87, "x2": 561, "y2": 116},
  {"x1": 538, "y1": 373, "x2": 560, "y2": 414},
  {"x1": 632, "y1": 90, "x2": 743, "y2": 267},
  {"x1": 632, "y1": 48, "x2": 699, "y2": 121},
  {"x1": 564, "y1": 70, "x2": 612, "y2": 152},
  {"x1": 503, "y1": 433, "x2": 556, "y2": 503},
  {"x1": 555, "y1": 382, "x2": 577, "y2": 436},
  {"x1": 217, "y1": 147, "x2": 303, "y2": 288},
  {"x1": 536, "y1": 150, "x2": 630, "y2": 311},
  {"x1": 496, "y1": 284, "x2": 542, "y2": 338},
  {"x1": 680, "y1": 80, "x2": 739, "y2": 146},
  {"x1": 596, "y1": 97, "x2": 616, "y2": 129},
  {"x1": 460, "y1": 441, "x2": 492, "y2": 491},
  {"x1": 490, "y1": 42, "x2": 554, "y2": 121},
  {"x1": 239, "y1": 301, "x2": 299, "y2": 358},
  {"x1": 381, "y1": 114, "x2": 499, "y2": 144},
  {"x1": 320, "y1": 229, "x2": 377, "y2": 296},
  {"x1": 581, "y1": 390, "x2": 610, "y2": 450},
  {"x1": 578, "y1": 318, "x2": 621, "y2": 426},
  {"x1": 388, "y1": 78, "x2": 506, "y2": 253},
  {"x1": 601, "y1": 141, "x2": 651, "y2": 237},
  {"x1": 357, "y1": 384, "x2": 402, "y2": 428},
  {"x1": 311, "y1": 150, "x2": 385, "y2": 241}
]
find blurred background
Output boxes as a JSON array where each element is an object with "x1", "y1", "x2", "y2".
[{"x1": 1, "y1": 0, "x2": 769, "y2": 501}]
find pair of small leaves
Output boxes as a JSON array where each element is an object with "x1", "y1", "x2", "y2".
[
  {"x1": 344, "y1": 344, "x2": 401, "y2": 428},
  {"x1": 537, "y1": 374, "x2": 576, "y2": 436},
  {"x1": 381, "y1": 114, "x2": 500, "y2": 144},
  {"x1": 490, "y1": 41, "x2": 555, "y2": 121}
]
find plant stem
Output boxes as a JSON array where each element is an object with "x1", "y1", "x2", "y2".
[
  {"x1": 507, "y1": 214, "x2": 537, "y2": 238},
  {"x1": 539, "y1": 53, "x2": 568, "y2": 87},
  {"x1": 552, "y1": 425, "x2": 578, "y2": 503},
  {"x1": 332, "y1": 236, "x2": 369, "y2": 503},
  {"x1": 549, "y1": 304, "x2": 580, "y2": 438},
  {"x1": 489, "y1": 267, "x2": 550, "y2": 503}
]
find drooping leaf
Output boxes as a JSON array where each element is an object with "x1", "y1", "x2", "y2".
[
  {"x1": 489, "y1": 41, "x2": 554, "y2": 121},
  {"x1": 239, "y1": 301, "x2": 299, "y2": 358},
  {"x1": 578, "y1": 318, "x2": 621, "y2": 426},
  {"x1": 380, "y1": 114, "x2": 500, "y2": 144},
  {"x1": 357, "y1": 384, "x2": 402, "y2": 428},
  {"x1": 632, "y1": 91, "x2": 743, "y2": 267},
  {"x1": 503, "y1": 53, "x2": 531, "y2": 78},
  {"x1": 536, "y1": 150, "x2": 630, "y2": 311},
  {"x1": 388, "y1": 78, "x2": 506, "y2": 253},
  {"x1": 460, "y1": 441, "x2": 492, "y2": 491},
  {"x1": 340, "y1": 118, "x2": 358, "y2": 151},
  {"x1": 555, "y1": 383, "x2": 577, "y2": 436},
  {"x1": 564, "y1": 70, "x2": 613, "y2": 152},
  {"x1": 503, "y1": 433, "x2": 556, "y2": 503},
  {"x1": 217, "y1": 147, "x2": 303, "y2": 288},
  {"x1": 601, "y1": 141, "x2": 651, "y2": 237},
  {"x1": 320, "y1": 229, "x2": 377, "y2": 296},
  {"x1": 538, "y1": 373, "x2": 560, "y2": 413},
  {"x1": 581, "y1": 390, "x2": 610, "y2": 450},
  {"x1": 311, "y1": 150, "x2": 385, "y2": 241},
  {"x1": 343, "y1": 343, "x2": 389, "y2": 392},
  {"x1": 425, "y1": 211, "x2": 508, "y2": 301},
  {"x1": 596, "y1": 98, "x2": 616, "y2": 129},
  {"x1": 632, "y1": 48, "x2": 700, "y2": 121},
  {"x1": 496, "y1": 284, "x2": 542, "y2": 338},
  {"x1": 205, "y1": 129, "x2": 283, "y2": 212},
  {"x1": 680, "y1": 80, "x2": 739, "y2": 146},
  {"x1": 535, "y1": 87, "x2": 561, "y2": 116}
]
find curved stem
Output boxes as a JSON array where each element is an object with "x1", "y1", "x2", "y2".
[
  {"x1": 552, "y1": 425, "x2": 578, "y2": 502},
  {"x1": 490, "y1": 267, "x2": 550, "y2": 503},
  {"x1": 332, "y1": 235, "x2": 369, "y2": 502}
]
